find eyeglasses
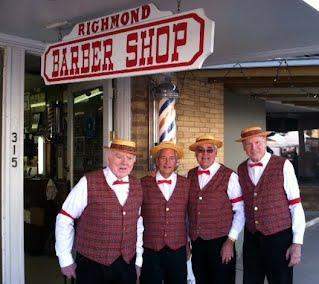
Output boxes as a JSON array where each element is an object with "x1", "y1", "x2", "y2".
[{"x1": 196, "y1": 148, "x2": 216, "y2": 154}]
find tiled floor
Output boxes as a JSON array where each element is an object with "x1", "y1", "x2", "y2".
[{"x1": 25, "y1": 253, "x2": 65, "y2": 284}]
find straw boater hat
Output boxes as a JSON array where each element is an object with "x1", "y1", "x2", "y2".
[
  {"x1": 105, "y1": 138, "x2": 137, "y2": 155},
  {"x1": 150, "y1": 141, "x2": 184, "y2": 159},
  {"x1": 189, "y1": 135, "x2": 223, "y2": 151},
  {"x1": 235, "y1": 126, "x2": 271, "y2": 142}
]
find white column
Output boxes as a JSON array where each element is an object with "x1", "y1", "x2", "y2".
[
  {"x1": 114, "y1": 77, "x2": 131, "y2": 139},
  {"x1": 103, "y1": 80, "x2": 113, "y2": 167},
  {"x1": 1, "y1": 46, "x2": 25, "y2": 284}
]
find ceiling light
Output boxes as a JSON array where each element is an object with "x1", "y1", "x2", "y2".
[
  {"x1": 302, "y1": 0, "x2": 319, "y2": 12},
  {"x1": 46, "y1": 21, "x2": 68, "y2": 30},
  {"x1": 74, "y1": 88, "x2": 103, "y2": 104},
  {"x1": 30, "y1": 102, "x2": 46, "y2": 108}
]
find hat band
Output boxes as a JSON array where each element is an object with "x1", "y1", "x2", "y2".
[
  {"x1": 241, "y1": 129, "x2": 264, "y2": 138},
  {"x1": 110, "y1": 143, "x2": 136, "y2": 153},
  {"x1": 196, "y1": 138, "x2": 214, "y2": 143}
]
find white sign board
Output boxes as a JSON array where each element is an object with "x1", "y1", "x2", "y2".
[{"x1": 41, "y1": 4, "x2": 214, "y2": 85}]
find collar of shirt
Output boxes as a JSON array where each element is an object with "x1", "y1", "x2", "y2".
[
  {"x1": 156, "y1": 171, "x2": 177, "y2": 201},
  {"x1": 247, "y1": 152, "x2": 271, "y2": 185},
  {"x1": 197, "y1": 162, "x2": 221, "y2": 189},
  {"x1": 104, "y1": 167, "x2": 129, "y2": 189},
  {"x1": 103, "y1": 167, "x2": 130, "y2": 206},
  {"x1": 247, "y1": 152, "x2": 271, "y2": 170},
  {"x1": 198, "y1": 162, "x2": 221, "y2": 177},
  {"x1": 156, "y1": 171, "x2": 177, "y2": 186}
]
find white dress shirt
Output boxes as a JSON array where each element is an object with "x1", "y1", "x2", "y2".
[
  {"x1": 247, "y1": 152, "x2": 306, "y2": 244},
  {"x1": 197, "y1": 162, "x2": 245, "y2": 241},
  {"x1": 55, "y1": 167, "x2": 144, "y2": 268},
  {"x1": 155, "y1": 172, "x2": 177, "y2": 201}
]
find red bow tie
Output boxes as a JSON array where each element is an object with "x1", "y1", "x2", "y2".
[
  {"x1": 157, "y1": 179, "x2": 172, "y2": 185},
  {"x1": 249, "y1": 162, "x2": 263, "y2": 168},
  {"x1": 197, "y1": 170, "x2": 210, "y2": 175},
  {"x1": 113, "y1": 180, "x2": 129, "y2": 185}
]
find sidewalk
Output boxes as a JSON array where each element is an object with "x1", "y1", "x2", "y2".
[{"x1": 235, "y1": 211, "x2": 319, "y2": 284}]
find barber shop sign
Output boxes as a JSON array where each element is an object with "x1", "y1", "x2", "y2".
[{"x1": 41, "y1": 3, "x2": 214, "y2": 85}]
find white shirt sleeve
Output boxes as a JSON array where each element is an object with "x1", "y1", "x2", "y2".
[
  {"x1": 283, "y1": 160, "x2": 306, "y2": 244},
  {"x1": 227, "y1": 172, "x2": 245, "y2": 240},
  {"x1": 55, "y1": 176, "x2": 88, "y2": 268},
  {"x1": 135, "y1": 214, "x2": 144, "y2": 267}
]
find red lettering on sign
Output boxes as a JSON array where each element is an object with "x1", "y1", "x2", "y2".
[
  {"x1": 156, "y1": 26, "x2": 169, "y2": 63},
  {"x1": 126, "y1": 33, "x2": 138, "y2": 67},
  {"x1": 111, "y1": 15, "x2": 119, "y2": 29},
  {"x1": 76, "y1": 4, "x2": 152, "y2": 37},
  {"x1": 139, "y1": 28, "x2": 154, "y2": 66},
  {"x1": 102, "y1": 39, "x2": 113, "y2": 71},
  {"x1": 101, "y1": 18, "x2": 109, "y2": 31},
  {"x1": 91, "y1": 41, "x2": 101, "y2": 72},
  {"x1": 121, "y1": 12, "x2": 129, "y2": 26},
  {"x1": 81, "y1": 43, "x2": 90, "y2": 73},
  {"x1": 172, "y1": 22, "x2": 187, "y2": 62},
  {"x1": 78, "y1": 24, "x2": 85, "y2": 36},
  {"x1": 142, "y1": 5, "x2": 151, "y2": 20},
  {"x1": 92, "y1": 21, "x2": 99, "y2": 33},
  {"x1": 70, "y1": 46, "x2": 79, "y2": 75},
  {"x1": 52, "y1": 49, "x2": 60, "y2": 77},
  {"x1": 60, "y1": 48, "x2": 69, "y2": 76}
]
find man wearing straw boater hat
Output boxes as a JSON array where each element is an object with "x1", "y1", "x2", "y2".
[
  {"x1": 236, "y1": 126, "x2": 306, "y2": 284},
  {"x1": 140, "y1": 141, "x2": 190, "y2": 284},
  {"x1": 188, "y1": 135, "x2": 245, "y2": 284},
  {"x1": 55, "y1": 138, "x2": 143, "y2": 284}
]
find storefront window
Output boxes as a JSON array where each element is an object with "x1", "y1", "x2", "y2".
[{"x1": 73, "y1": 87, "x2": 103, "y2": 183}]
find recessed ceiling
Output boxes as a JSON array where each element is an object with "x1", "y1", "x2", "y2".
[{"x1": 1, "y1": 0, "x2": 319, "y2": 66}]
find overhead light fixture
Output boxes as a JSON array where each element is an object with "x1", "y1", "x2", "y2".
[
  {"x1": 74, "y1": 88, "x2": 103, "y2": 104},
  {"x1": 302, "y1": 0, "x2": 319, "y2": 12},
  {"x1": 38, "y1": 136, "x2": 45, "y2": 175},
  {"x1": 46, "y1": 20, "x2": 68, "y2": 29},
  {"x1": 30, "y1": 102, "x2": 46, "y2": 108}
]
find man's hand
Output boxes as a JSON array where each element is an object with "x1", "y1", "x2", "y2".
[
  {"x1": 136, "y1": 265, "x2": 141, "y2": 279},
  {"x1": 220, "y1": 238, "x2": 234, "y2": 264},
  {"x1": 61, "y1": 263, "x2": 77, "y2": 279},
  {"x1": 286, "y1": 243, "x2": 302, "y2": 267}
]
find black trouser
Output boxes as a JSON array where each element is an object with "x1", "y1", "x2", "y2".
[
  {"x1": 140, "y1": 246, "x2": 187, "y2": 284},
  {"x1": 191, "y1": 236, "x2": 236, "y2": 284},
  {"x1": 243, "y1": 228, "x2": 293, "y2": 284},
  {"x1": 75, "y1": 253, "x2": 136, "y2": 284}
]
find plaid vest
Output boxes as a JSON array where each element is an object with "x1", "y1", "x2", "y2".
[
  {"x1": 141, "y1": 175, "x2": 189, "y2": 251},
  {"x1": 188, "y1": 165, "x2": 233, "y2": 240},
  {"x1": 75, "y1": 170, "x2": 142, "y2": 265},
  {"x1": 238, "y1": 155, "x2": 292, "y2": 235}
]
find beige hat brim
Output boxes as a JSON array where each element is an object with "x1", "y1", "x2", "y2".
[
  {"x1": 151, "y1": 143, "x2": 184, "y2": 159},
  {"x1": 235, "y1": 131, "x2": 271, "y2": 142},
  {"x1": 189, "y1": 139, "x2": 223, "y2": 151}
]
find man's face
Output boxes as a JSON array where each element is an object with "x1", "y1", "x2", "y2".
[
  {"x1": 108, "y1": 149, "x2": 136, "y2": 179},
  {"x1": 243, "y1": 136, "x2": 267, "y2": 162},
  {"x1": 156, "y1": 148, "x2": 177, "y2": 178},
  {"x1": 195, "y1": 143, "x2": 217, "y2": 169}
]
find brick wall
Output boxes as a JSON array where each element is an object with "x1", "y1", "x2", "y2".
[{"x1": 131, "y1": 73, "x2": 224, "y2": 178}]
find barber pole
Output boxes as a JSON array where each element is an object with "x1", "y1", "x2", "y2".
[{"x1": 159, "y1": 98, "x2": 176, "y2": 143}]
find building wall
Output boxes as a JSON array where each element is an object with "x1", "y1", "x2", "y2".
[
  {"x1": 131, "y1": 74, "x2": 224, "y2": 178},
  {"x1": 224, "y1": 90, "x2": 266, "y2": 171}
]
